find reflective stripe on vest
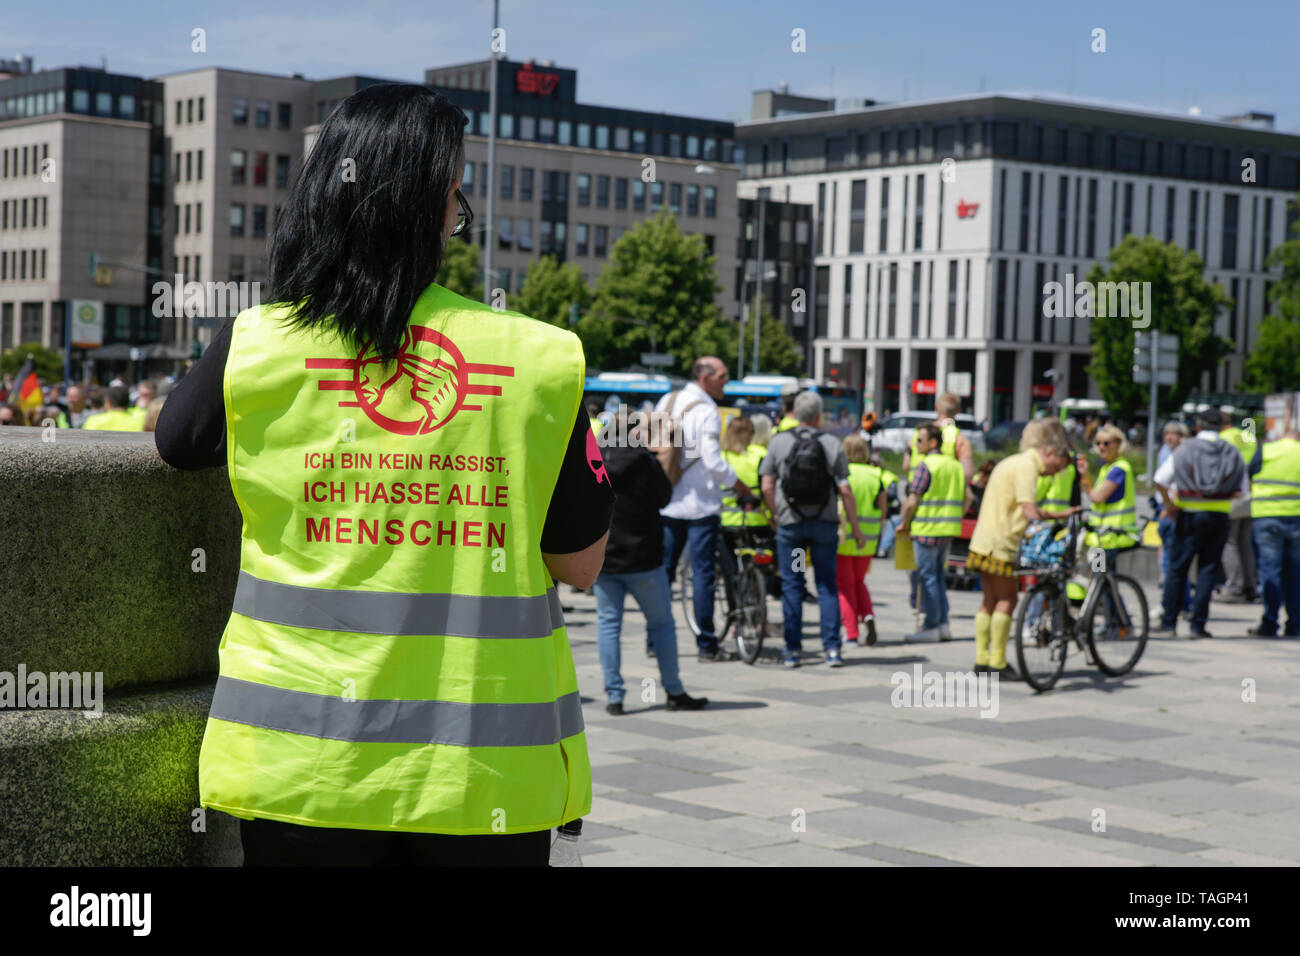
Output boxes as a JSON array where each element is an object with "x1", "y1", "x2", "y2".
[
  {"x1": 233, "y1": 571, "x2": 565, "y2": 637},
  {"x1": 838, "y1": 461, "x2": 883, "y2": 557},
  {"x1": 201, "y1": 284, "x2": 590, "y2": 835},
  {"x1": 211, "y1": 676, "x2": 584, "y2": 747},
  {"x1": 721, "y1": 444, "x2": 768, "y2": 527},
  {"x1": 1252, "y1": 439, "x2": 1300, "y2": 519},
  {"x1": 1036, "y1": 464, "x2": 1075, "y2": 511},
  {"x1": 1173, "y1": 432, "x2": 1234, "y2": 513},
  {"x1": 1090, "y1": 457, "x2": 1138, "y2": 548},
  {"x1": 913, "y1": 452, "x2": 964, "y2": 537}
]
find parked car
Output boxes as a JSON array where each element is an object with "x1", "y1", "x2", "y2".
[
  {"x1": 984, "y1": 419, "x2": 1029, "y2": 451},
  {"x1": 873, "y1": 411, "x2": 986, "y2": 455}
]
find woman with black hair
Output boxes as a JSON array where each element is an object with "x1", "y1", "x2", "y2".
[{"x1": 156, "y1": 84, "x2": 612, "y2": 867}]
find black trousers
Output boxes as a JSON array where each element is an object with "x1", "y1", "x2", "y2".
[{"x1": 240, "y1": 817, "x2": 551, "y2": 867}]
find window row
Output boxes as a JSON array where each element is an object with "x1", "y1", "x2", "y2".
[
  {"x1": 174, "y1": 149, "x2": 205, "y2": 183},
  {"x1": 0, "y1": 196, "x2": 49, "y2": 229},
  {"x1": 229, "y1": 150, "x2": 292, "y2": 188},
  {"x1": 463, "y1": 161, "x2": 717, "y2": 216},
  {"x1": 174, "y1": 202, "x2": 204, "y2": 235},
  {"x1": 1, "y1": 143, "x2": 49, "y2": 178},
  {"x1": 176, "y1": 254, "x2": 202, "y2": 282},
  {"x1": 1, "y1": 89, "x2": 158, "y2": 123},
  {"x1": 229, "y1": 203, "x2": 274, "y2": 238},
  {"x1": 174, "y1": 96, "x2": 207, "y2": 126},
  {"x1": 0, "y1": 247, "x2": 47, "y2": 281},
  {"x1": 227, "y1": 99, "x2": 293, "y2": 130},
  {"x1": 459, "y1": 111, "x2": 729, "y2": 161}
]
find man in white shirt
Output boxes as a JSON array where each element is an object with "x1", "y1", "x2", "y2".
[{"x1": 656, "y1": 356, "x2": 753, "y2": 662}]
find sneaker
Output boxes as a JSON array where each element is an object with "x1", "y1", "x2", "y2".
[
  {"x1": 665, "y1": 691, "x2": 709, "y2": 711},
  {"x1": 1246, "y1": 624, "x2": 1278, "y2": 638},
  {"x1": 864, "y1": 616, "x2": 878, "y2": 646},
  {"x1": 606, "y1": 702, "x2": 624, "y2": 715},
  {"x1": 905, "y1": 626, "x2": 942, "y2": 643},
  {"x1": 938, "y1": 622, "x2": 953, "y2": 642},
  {"x1": 991, "y1": 665, "x2": 1020, "y2": 682},
  {"x1": 1217, "y1": 591, "x2": 1250, "y2": 604},
  {"x1": 698, "y1": 647, "x2": 739, "y2": 662},
  {"x1": 1188, "y1": 627, "x2": 1213, "y2": 639},
  {"x1": 1151, "y1": 622, "x2": 1176, "y2": 638},
  {"x1": 781, "y1": 652, "x2": 801, "y2": 669},
  {"x1": 974, "y1": 664, "x2": 992, "y2": 674},
  {"x1": 827, "y1": 651, "x2": 844, "y2": 668}
]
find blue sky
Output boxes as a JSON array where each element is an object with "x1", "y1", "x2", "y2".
[{"x1": 10, "y1": 0, "x2": 1299, "y2": 129}]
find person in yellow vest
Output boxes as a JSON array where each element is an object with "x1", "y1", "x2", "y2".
[
  {"x1": 837, "y1": 435, "x2": 886, "y2": 646},
  {"x1": 154, "y1": 83, "x2": 613, "y2": 867},
  {"x1": 777, "y1": 383, "x2": 801, "y2": 432},
  {"x1": 1219, "y1": 410, "x2": 1259, "y2": 604},
  {"x1": 1247, "y1": 429, "x2": 1300, "y2": 638},
  {"x1": 1152, "y1": 408, "x2": 1246, "y2": 638},
  {"x1": 967, "y1": 433, "x2": 1077, "y2": 676},
  {"x1": 720, "y1": 416, "x2": 771, "y2": 535},
  {"x1": 898, "y1": 423, "x2": 968, "y2": 642},
  {"x1": 901, "y1": 391, "x2": 975, "y2": 483},
  {"x1": 1023, "y1": 418, "x2": 1088, "y2": 603},
  {"x1": 1079, "y1": 423, "x2": 1139, "y2": 563},
  {"x1": 82, "y1": 385, "x2": 145, "y2": 431}
]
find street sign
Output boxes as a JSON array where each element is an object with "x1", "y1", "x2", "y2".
[
  {"x1": 641, "y1": 352, "x2": 674, "y2": 367},
  {"x1": 1132, "y1": 348, "x2": 1179, "y2": 371},
  {"x1": 1133, "y1": 365, "x2": 1177, "y2": 386},
  {"x1": 1135, "y1": 331, "x2": 1179, "y2": 353},
  {"x1": 69, "y1": 300, "x2": 104, "y2": 348},
  {"x1": 946, "y1": 372, "x2": 972, "y2": 397}
]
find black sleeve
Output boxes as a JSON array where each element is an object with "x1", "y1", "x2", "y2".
[
  {"x1": 1248, "y1": 440, "x2": 1264, "y2": 478},
  {"x1": 154, "y1": 318, "x2": 234, "y2": 469},
  {"x1": 644, "y1": 449, "x2": 673, "y2": 510},
  {"x1": 540, "y1": 408, "x2": 614, "y2": 554}
]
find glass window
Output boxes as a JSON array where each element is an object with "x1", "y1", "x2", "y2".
[
  {"x1": 255, "y1": 100, "x2": 270, "y2": 127},
  {"x1": 480, "y1": 161, "x2": 490, "y2": 197},
  {"x1": 594, "y1": 225, "x2": 608, "y2": 257},
  {"x1": 558, "y1": 120, "x2": 572, "y2": 145},
  {"x1": 596, "y1": 175, "x2": 609, "y2": 208},
  {"x1": 686, "y1": 135, "x2": 700, "y2": 158},
  {"x1": 95, "y1": 92, "x2": 112, "y2": 116},
  {"x1": 197, "y1": 150, "x2": 204, "y2": 181},
  {"x1": 615, "y1": 178, "x2": 628, "y2": 209},
  {"x1": 595, "y1": 125, "x2": 610, "y2": 150},
  {"x1": 703, "y1": 137, "x2": 717, "y2": 161},
  {"x1": 668, "y1": 134, "x2": 682, "y2": 157},
  {"x1": 539, "y1": 220, "x2": 554, "y2": 255},
  {"x1": 687, "y1": 183, "x2": 699, "y2": 216},
  {"x1": 651, "y1": 181, "x2": 663, "y2": 211},
  {"x1": 519, "y1": 115, "x2": 536, "y2": 140},
  {"x1": 198, "y1": 96, "x2": 204, "y2": 122},
  {"x1": 233, "y1": 98, "x2": 248, "y2": 125},
  {"x1": 670, "y1": 182, "x2": 682, "y2": 214},
  {"x1": 275, "y1": 154, "x2": 289, "y2": 189},
  {"x1": 497, "y1": 216, "x2": 513, "y2": 249},
  {"x1": 231, "y1": 149, "x2": 247, "y2": 185},
  {"x1": 499, "y1": 113, "x2": 514, "y2": 138},
  {"x1": 517, "y1": 218, "x2": 533, "y2": 250},
  {"x1": 651, "y1": 131, "x2": 665, "y2": 155},
  {"x1": 477, "y1": 111, "x2": 490, "y2": 135},
  {"x1": 254, "y1": 152, "x2": 268, "y2": 187},
  {"x1": 614, "y1": 127, "x2": 630, "y2": 151},
  {"x1": 576, "y1": 223, "x2": 589, "y2": 256},
  {"x1": 187, "y1": 98, "x2": 194, "y2": 123},
  {"x1": 633, "y1": 180, "x2": 646, "y2": 211},
  {"x1": 632, "y1": 129, "x2": 647, "y2": 153},
  {"x1": 577, "y1": 123, "x2": 592, "y2": 147},
  {"x1": 185, "y1": 151, "x2": 193, "y2": 182},
  {"x1": 230, "y1": 204, "x2": 246, "y2": 236},
  {"x1": 230, "y1": 255, "x2": 245, "y2": 282},
  {"x1": 577, "y1": 173, "x2": 591, "y2": 206},
  {"x1": 501, "y1": 164, "x2": 514, "y2": 199},
  {"x1": 520, "y1": 168, "x2": 533, "y2": 201},
  {"x1": 175, "y1": 98, "x2": 182, "y2": 125},
  {"x1": 704, "y1": 185, "x2": 716, "y2": 217},
  {"x1": 119, "y1": 94, "x2": 135, "y2": 119},
  {"x1": 538, "y1": 118, "x2": 555, "y2": 143},
  {"x1": 278, "y1": 102, "x2": 292, "y2": 129},
  {"x1": 462, "y1": 161, "x2": 474, "y2": 194},
  {"x1": 196, "y1": 202, "x2": 202, "y2": 234}
]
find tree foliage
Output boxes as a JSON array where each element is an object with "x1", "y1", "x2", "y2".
[
  {"x1": 1, "y1": 342, "x2": 64, "y2": 384},
  {"x1": 435, "y1": 235, "x2": 484, "y2": 303},
  {"x1": 1241, "y1": 196, "x2": 1300, "y2": 393},
  {"x1": 513, "y1": 255, "x2": 592, "y2": 328},
  {"x1": 689, "y1": 301, "x2": 804, "y2": 377},
  {"x1": 1085, "y1": 235, "x2": 1232, "y2": 420}
]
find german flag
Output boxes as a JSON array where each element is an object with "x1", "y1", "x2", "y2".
[{"x1": 12, "y1": 355, "x2": 42, "y2": 415}]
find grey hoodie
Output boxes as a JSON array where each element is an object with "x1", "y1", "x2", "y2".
[{"x1": 1172, "y1": 432, "x2": 1245, "y2": 501}]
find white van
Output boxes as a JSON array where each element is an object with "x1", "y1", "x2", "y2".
[{"x1": 874, "y1": 411, "x2": 986, "y2": 455}]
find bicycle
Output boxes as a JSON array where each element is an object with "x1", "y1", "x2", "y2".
[
  {"x1": 679, "y1": 500, "x2": 773, "y2": 664},
  {"x1": 1012, "y1": 512, "x2": 1149, "y2": 692}
]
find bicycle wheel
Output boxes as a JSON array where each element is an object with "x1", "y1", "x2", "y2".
[
  {"x1": 678, "y1": 553, "x2": 731, "y2": 641},
  {"x1": 733, "y1": 565, "x2": 768, "y2": 664},
  {"x1": 1013, "y1": 581, "x2": 1069, "y2": 692},
  {"x1": 1085, "y1": 573, "x2": 1149, "y2": 677}
]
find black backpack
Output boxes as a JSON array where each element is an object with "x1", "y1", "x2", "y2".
[{"x1": 781, "y1": 427, "x2": 834, "y2": 519}]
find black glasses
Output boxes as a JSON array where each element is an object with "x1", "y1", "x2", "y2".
[{"x1": 451, "y1": 188, "x2": 473, "y2": 237}]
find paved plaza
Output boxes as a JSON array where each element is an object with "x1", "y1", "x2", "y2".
[{"x1": 566, "y1": 565, "x2": 1300, "y2": 866}]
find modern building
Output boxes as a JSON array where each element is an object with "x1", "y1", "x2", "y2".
[
  {"x1": 735, "y1": 193, "x2": 815, "y2": 374},
  {"x1": 737, "y1": 90, "x2": 1300, "y2": 422},
  {"x1": 0, "y1": 61, "x2": 164, "y2": 363}
]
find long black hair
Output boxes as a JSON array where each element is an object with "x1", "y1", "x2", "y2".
[{"x1": 269, "y1": 83, "x2": 467, "y2": 362}]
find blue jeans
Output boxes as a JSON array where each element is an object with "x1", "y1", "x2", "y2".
[
  {"x1": 913, "y1": 538, "x2": 952, "y2": 630},
  {"x1": 1158, "y1": 515, "x2": 1193, "y2": 611},
  {"x1": 1252, "y1": 516, "x2": 1300, "y2": 636},
  {"x1": 1161, "y1": 511, "x2": 1230, "y2": 630},
  {"x1": 775, "y1": 520, "x2": 841, "y2": 655},
  {"x1": 662, "y1": 515, "x2": 721, "y2": 652},
  {"x1": 878, "y1": 514, "x2": 900, "y2": 558},
  {"x1": 594, "y1": 568, "x2": 685, "y2": 704}
]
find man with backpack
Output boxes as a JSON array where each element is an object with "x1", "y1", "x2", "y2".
[
  {"x1": 656, "y1": 356, "x2": 755, "y2": 662},
  {"x1": 1153, "y1": 408, "x2": 1248, "y2": 639},
  {"x1": 759, "y1": 391, "x2": 867, "y2": 668}
]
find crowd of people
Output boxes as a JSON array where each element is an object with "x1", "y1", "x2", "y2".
[
  {"x1": 0, "y1": 375, "x2": 170, "y2": 432},
  {"x1": 588, "y1": 358, "x2": 1300, "y2": 710}
]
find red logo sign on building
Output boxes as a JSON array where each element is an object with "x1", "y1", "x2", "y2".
[
  {"x1": 516, "y1": 63, "x2": 559, "y2": 96},
  {"x1": 956, "y1": 199, "x2": 979, "y2": 219},
  {"x1": 912, "y1": 379, "x2": 938, "y2": 395},
  {"x1": 307, "y1": 325, "x2": 514, "y2": 436}
]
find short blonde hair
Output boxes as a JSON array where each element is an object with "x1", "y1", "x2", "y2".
[
  {"x1": 842, "y1": 434, "x2": 870, "y2": 464},
  {"x1": 722, "y1": 415, "x2": 755, "y2": 454},
  {"x1": 143, "y1": 396, "x2": 167, "y2": 432},
  {"x1": 1021, "y1": 417, "x2": 1068, "y2": 452},
  {"x1": 749, "y1": 414, "x2": 772, "y2": 447},
  {"x1": 1094, "y1": 423, "x2": 1128, "y2": 455}
]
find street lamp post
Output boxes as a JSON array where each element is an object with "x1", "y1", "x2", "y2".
[{"x1": 752, "y1": 186, "x2": 770, "y2": 374}]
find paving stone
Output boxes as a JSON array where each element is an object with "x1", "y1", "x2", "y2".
[
  {"x1": 592, "y1": 761, "x2": 730, "y2": 794},
  {"x1": 579, "y1": 820, "x2": 637, "y2": 842},
  {"x1": 732, "y1": 842, "x2": 885, "y2": 866},
  {"x1": 611, "y1": 747, "x2": 747, "y2": 774},
  {"x1": 581, "y1": 832, "x2": 752, "y2": 867},
  {"x1": 1035, "y1": 816, "x2": 1212, "y2": 852},
  {"x1": 929, "y1": 715, "x2": 1180, "y2": 742},
  {"x1": 596, "y1": 789, "x2": 739, "y2": 820},
  {"x1": 991, "y1": 756, "x2": 1215, "y2": 788},
  {"x1": 616, "y1": 812, "x2": 792, "y2": 853},
  {"x1": 899, "y1": 773, "x2": 1049, "y2": 805},
  {"x1": 835, "y1": 788, "x2": 991, "y2": 821},
  {"x1": 596, "y1": 715, "x2": 721, "y2": 740},
  {"x1": 812, "y1": 741, "x2": 943, "y2": 766},
  {"x1": 840, "y1": 843, "x2": 973, "y2": 866}
]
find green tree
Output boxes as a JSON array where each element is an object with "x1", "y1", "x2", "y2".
[
  {"x1": 435, "y1": 236, "x2": 483, "y2": 302},
  {"x1": 1241, "y1": 196, "x2": 1300, "y2": 392},
  {"x1": 513, "y1": 255, "x2": 592, "y2": 328},
  {"x1": 1085, "y1": 235, "x2": 1232, "y2": 420},
  {"x1": 1, "y1": 342, "x2": 64, "y2": 383},
  {"x1": 689, "y1": 302, "x2": 803, "y2": 377},
  {"x1": 589, "y1": 209, "x2": 724, "y2": 373}
]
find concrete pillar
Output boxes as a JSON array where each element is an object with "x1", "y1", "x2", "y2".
[
  {"x1": 40, "y1": 300, "x2": 51, "y2": 349},
  {"x1": 899, "y1": 342, "x2": 914, "y2": 413},
  {"x1": 1013, "y1": 349, "x2": 1033, "y2": 420},
  {"x1": 974, "y1": 348, "x2": 991, "y2": 424},
  {"x1": 937, "y1": 345, "x2": 951, "y2": 395}
]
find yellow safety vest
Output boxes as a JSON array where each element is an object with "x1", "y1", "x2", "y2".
[
  {"x1": 82, "y1": 408, "x2": 144, "y2": 431},
  {"x1": 1251, "y1": 438, "x2": 1300, "y2": 519},
  {"x1": 200, "y1": 282, "x2": 591, "y2": 835},
  {"x1": 913, "y1": 452, "x2": 964, "y2": 537},
  {"x1": 721, "y1": 444, "x2": 768, "y2": 527},
  {"x1": 777, "y1": 415, "x2": 799, "y2": 433},
  {"x1": 1220, "y1": 426, "x2": 1253, "y2": 464},
  {"x1": 1088, "y1": 457, "x2": 1138, "y2": 549},
  {"x1": 908, "y1": 422, "x2": 959, "y2": 479},
  {"x1": 1036, "y1": 464, "x2": 1076, "y2": 512},
  {"x1": 838, "y1": 462, "x2": 883, "y2": 556},
  {"x1": 589, "y1": 417, "x2": 603, "y2": 434}
]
